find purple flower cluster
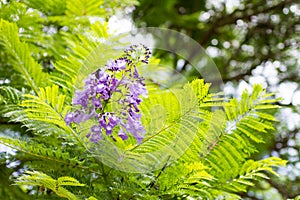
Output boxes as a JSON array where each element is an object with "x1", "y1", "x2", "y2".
[{"x1": 64, "y1": 44, "x2": 151, "y2": 144}]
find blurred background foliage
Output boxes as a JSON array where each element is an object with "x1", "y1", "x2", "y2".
[
  {"x1": 0, "y1": 0, "x2": 299, "y2": 199},
  {"x1": 132, "y1": 0, "x2": 300, "y2": 199}
]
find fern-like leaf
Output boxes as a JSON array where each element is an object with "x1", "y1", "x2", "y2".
[
  {"x1": 0, "y1": 136, "x2": 91, "y2": 171},
  {"x1": 0, "y1": 86, "x2": 22, "y2": 104},
  {"x1": 15, "y1": 171, "x2": 85, "y2": 200},
  {"x1": 221, "y1": 157, "x2": 287, "y2": 193},
  {"x1": 66, "y1": 0, "x2": 105, "y2": 16},
  {"x1": 50, "y1": 22, "x2": 121, "y2": 94},
  {"x1": 0, "y1": 19, "x2": 48, "y2": 94}
]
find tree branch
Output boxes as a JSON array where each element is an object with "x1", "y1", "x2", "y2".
[{"x1": 199, "y1": 0, "x2": 297, "y2": 45}]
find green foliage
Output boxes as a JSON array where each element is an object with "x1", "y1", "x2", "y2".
[
  {"x1": 0, "y1": 67, "x2": 286, "y2": 199},
  {"x1": 0, "y1": 1, "x2": 288, "y2": 199},
  {"x1": 0, "y1": 136, "x2": 84, "y2": 168},
  {"x1": 15, "y1": 171, "x2": 85, "y2": 200},
  {"x1": 133, "y1": 2, "x2": 300, "y2": 197},
  {"x1": 0, "y1": 86, "x2": 22, "y2": 104},
  {"x1": 19, "y1": 85, "x2": 74, "y2": 138},
  {"x1": 49, "y1": 22, "x2": 121, "y2": 93},
  {"x1": 0, "y1": 19, "x2": 48, "y2": 93}
]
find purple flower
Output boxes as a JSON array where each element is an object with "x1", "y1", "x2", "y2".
[
  {"x1": 84, "y1": 75, "x2": 94, "y2": 85},
  {"x1": 73, "y1": 112, "x2": 85, "y2": 124},
  {"x1": 106, "y1": 59, "x2": 115, "y2": 70},
  {"x1": 107, "y1": 114, "x2": 119, "y2": 127},
  {"x1": 105, "y1": 125, "x2": 112, "y2": 135},
  {"x1": 99, "y1": 115, "x2": 107, "y2": 127},
  {"x1": 97, "y1": 113, "x2": 120, "y2": 135},
  {"x1": 64, "y1": 112, "x2": 75, "y2": 126},
  {"x1": 96, "y1": 69, "x2": 110, "y2": 82},
  {"x1": 83, "y1": 109, "x2": 96, "y2": 121},
  {"x1": 122, "y1": 114, "x2": 145, "y2": 144},
  {"x1": 128, "y1": 107, "x2": 141, "y2": 119},
  {"x1": 118, "y1": 129, "x2": 128, "y2": 140},
  {"x1": 124, "y1": 44, "x2": 151, "y2": 64},
  {"x1": 72, "y1": 90, "x2": 89, "y2": 108},
  {"x1": 90, "y1": 133, "x2": 102, "y2": 143},
  {"x1": 65, "y1": 111, "x2": 94, "y2": 125},
  {"x1": 91, "y1": 125, "x2": 101, "y2": 134},
  {"x1": 129, "y1": 82, "x2": 148, "y2": 98},
  {"x1": 110, "y1": 77, "x2": 119, "y2": 91},
  {"x1": 116, "y1": 59, "x2": 127, "y2": 70},
  {"x1": 92, "y1": 97, "x2": 102, "y2": 108},
  {"x1": 65, "y1": 44, "x2": 151, "y2": 144},
  {"x1": 95, "y1": 83, "x2": 106, "y2": 93},
  {"x1": 107, "y1": 59, "x2": 127, "y2": 71},
  {"x1": 87, "y1": 125, "x2": 102, "y2": 143},
  {"x1": 133, "y1": 66, "x2": 141, "y2": 79}
]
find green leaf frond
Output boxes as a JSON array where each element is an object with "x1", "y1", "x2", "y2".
[
  {"x1": 65, "y1": 0, "x2": 105, "y2": 17},
  {"x1": 151, "y1": 84, "x2": 285, "y2": 199},
  {"x1": 15, "y1": 171, "x2": 85, "y2": 200},
  {"x1": 21, "y1": 85, "x2": 71, "y2": 132},
  {"x1": 137, "y1": 85, "x2": 199, "y2": 152},
  {"x1": 0, "y1": 86, "x2": 24, "y2": 128},
  {"x1": 0, "y1": 86, "x2": 22, "y2": 105},
  {"x1": 220, "y1": 157, "x2": 287, "y2": 193},
  {"x1": 23, "y1": 0, "x2": 67, "y2": 16},
  {"x1": 180, "y1": 79, "x2": 226, "y2": 161},
  {"x1": 4, "y1": 85, "x2": 71, "y2": 137},
  {"x1": 0, "y1": 84, "x2": 88, "y2": 150},
  {"x1": 0, "y1": 19, "x2": 48, "y2": 94},
  {"x1": 224, "y1": 84, "x2": 280, "y2": 143},
  {"x1": 203, "y1": 85, "x2": 280, "y2": 178},
  {"x1": 190, "y1": 79, "x2": 225, "y2": 108},
  {"x1": 156, "y1": 160, "x2": 215, "y2": 197},
  {"x1": 0, "y1": 137, "x2": 87, "y2": 170},
  {"x1": 187, "y1": 84, "x2": 284, "y2": 197},
  {"x1": 134, "y1": 83, "x2": 199, "y2": 156},
  {"x1": 50, "y1": 22, "x2": 122, "y2": 94}
]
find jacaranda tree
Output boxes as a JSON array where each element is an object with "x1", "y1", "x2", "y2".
[{"x1": 0, "y1": 0, "x2": 290, "y2": 199}]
